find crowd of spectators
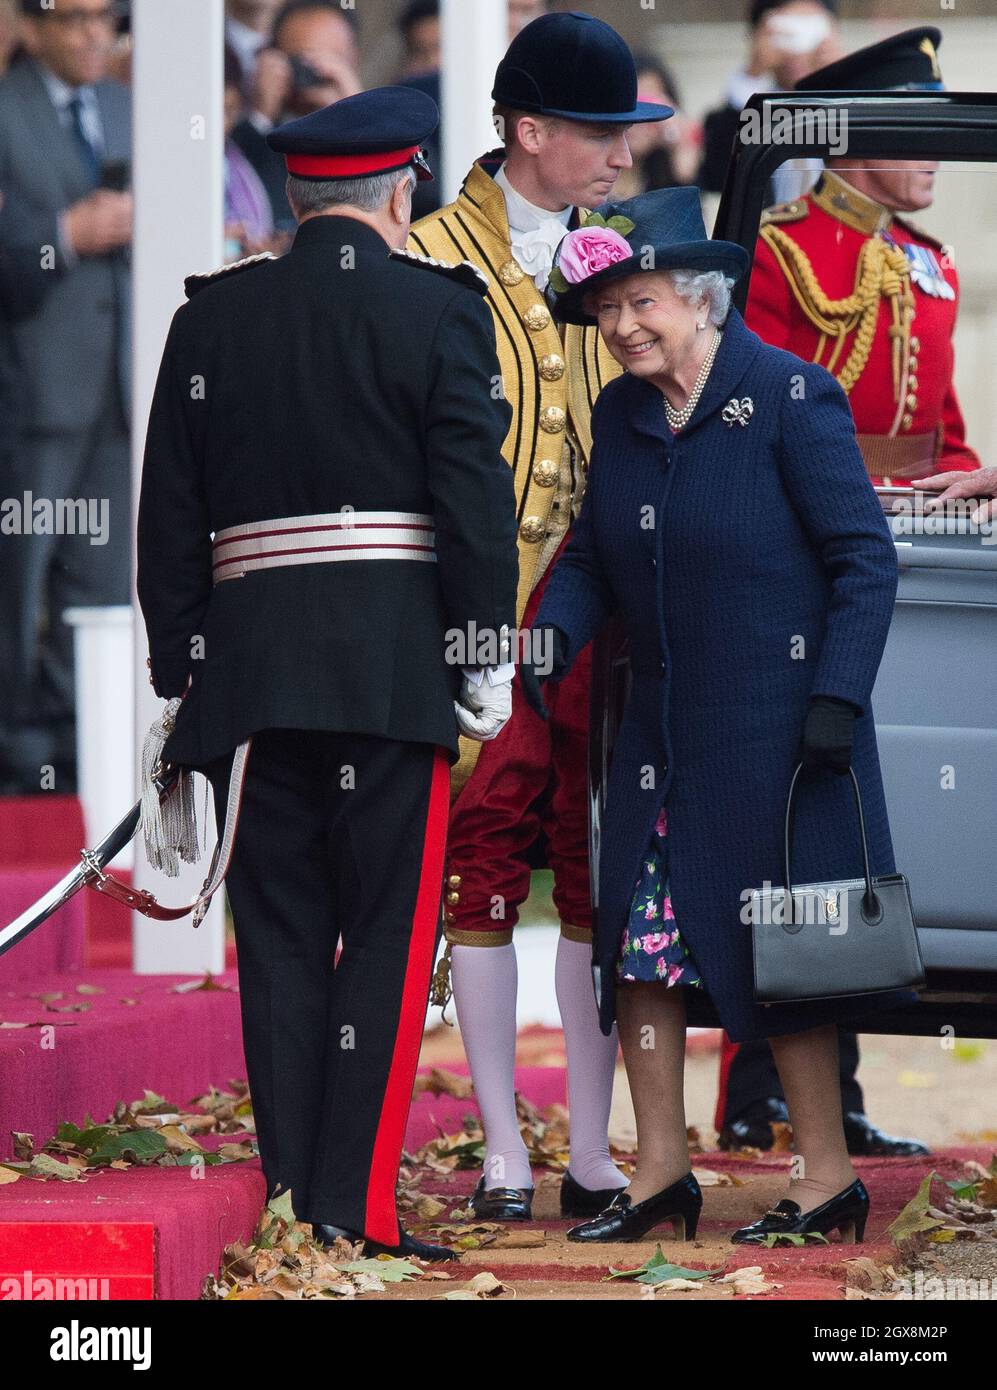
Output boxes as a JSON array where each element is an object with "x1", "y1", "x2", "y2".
[{"x1": 0, "y1": 0, "x2": 896, "y2": 795}]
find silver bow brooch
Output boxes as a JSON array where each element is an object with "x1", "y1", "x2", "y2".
[{"x1": 722, "y1": 397, "x2": 754, "y2": 428}]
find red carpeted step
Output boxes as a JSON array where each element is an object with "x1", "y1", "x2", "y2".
[
  {"x1": 0, "y1": 872, "x2": 87, "y2": 982},
  {"x1": 0, "y1": 967, "x2": 247, "y2": 1163},
  {"x1": 406, "y1": 1064, "x2": 567, "y2": 1149},
  {"x1": 0, "y1": 1154, "x2": 265, "y2": 1300},
  {"x1": 0, "y1": 796, "x2": 86, "y2": 868}
]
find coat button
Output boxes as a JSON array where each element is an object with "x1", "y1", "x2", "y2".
[
  {"x1": 539, "y1": 405, "x2": 566, "y2": 434},
  {"x1": 447, "y1": 874, "x2": 462, "y2": 888},
  {"x1": 520, "y1": 516, "x2": 545, "y2": 542},
  {"x1": 523, "y1": 304, "x2": 551, "y2": 331},
  {"x1": 538, "y1": 353, "x2": 565, "y2": 381},
  {"x1": 532, "y1": 458, "x2": 558, "y2": 486},
  {"x1": 499, "y1": 259, "x2": 525, "y2": 286}
]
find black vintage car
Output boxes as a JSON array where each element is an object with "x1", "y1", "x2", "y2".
[{"x1": 590, "y1": 88, "x2": 997, "y2": 1038}]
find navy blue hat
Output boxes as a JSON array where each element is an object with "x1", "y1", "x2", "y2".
[
  {"x1": 267, "y1": 86, "x2": 439, "y2": 182},
  {"x1": 795, "y1": 26, "x2": 943, "y2": 92},
  {"x1": 546, "y1": 186, "x2": 750, "y2": 327},
  {"x1": 492, "y1": 11, "x2": 673, "y2": 125}
]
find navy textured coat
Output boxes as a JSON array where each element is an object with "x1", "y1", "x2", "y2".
[{"x1": 536, "y1": 308, "x2": 915, "y2": 1042}]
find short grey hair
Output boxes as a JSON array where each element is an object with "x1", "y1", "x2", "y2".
[
  {"x1": 286, "y1": 164, "x2": 416, "y2": 217},
  {"x1": 668, "y1": 269, "x2": 734, "y2": 326}
]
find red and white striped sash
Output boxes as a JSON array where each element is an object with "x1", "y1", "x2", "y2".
[{"x1": 211, "y1": 510, "x2": 436, "y2": 583}]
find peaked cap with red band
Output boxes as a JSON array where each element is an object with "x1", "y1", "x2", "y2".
[{"x1": 266, "y1": 85, "x2": 439, "y2": 182}]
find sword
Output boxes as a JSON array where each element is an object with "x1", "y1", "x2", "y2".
[
  {"x1": 0, "y1": 741, "x2": 251, "y2": 960},
  {"x1": 0, "y1": 797, "x2": 143, "y2": 961}
]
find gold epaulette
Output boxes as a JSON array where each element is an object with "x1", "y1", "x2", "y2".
[
  {"x1": 184, "y1": 251, "x2": 276, "y2": 299},
  {"x1": 759, "y1": 199, "x2": 809, "y2": 228},
  {"x1": 389, "y1": 247, "x2": 489, "y2": 296}
]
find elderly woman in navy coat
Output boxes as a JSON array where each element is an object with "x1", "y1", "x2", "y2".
[{"x1": 526, "y1": 187, "x2": 914, "y2": 1246}]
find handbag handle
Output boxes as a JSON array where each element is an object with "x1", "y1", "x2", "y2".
[{"x1": 783, "y1": 762, "x2": 881, "y2": 926}]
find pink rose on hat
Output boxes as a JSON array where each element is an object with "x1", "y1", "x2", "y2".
[
  {"x1": 547, "y1": 211, "x2": 636, "y2": 296},
  {"x1": 557, "y1": 226, "x2": 632, "y2": 285}
]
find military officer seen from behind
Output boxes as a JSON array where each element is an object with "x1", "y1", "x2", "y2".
[{"x1": 137, "y1": 87, "x2": 519, "y2": 1262}]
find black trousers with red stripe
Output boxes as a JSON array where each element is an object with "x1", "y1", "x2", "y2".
[{"x1": 199, "y1": 727, "x2": 449, "y2": 1244}]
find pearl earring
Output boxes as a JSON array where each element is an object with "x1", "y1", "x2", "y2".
[{"x1": 697, "y1": 321, "x2": 706, "y2": 330}]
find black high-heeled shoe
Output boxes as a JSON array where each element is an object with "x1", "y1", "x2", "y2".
[
  {"x1": 560, "y1": 1168, "x2": 629, "y2": 1218},
  {"x1": 730, "y1": 1177, "x2": 870, "y2": 1245},
  {"x1": 566, "y1": 1172, "x2": 702, "y2": 1243}
]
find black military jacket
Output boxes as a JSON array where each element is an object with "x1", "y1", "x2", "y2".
[{"x1": 137, "y1": 215, "x2": 519, "y2": 768}]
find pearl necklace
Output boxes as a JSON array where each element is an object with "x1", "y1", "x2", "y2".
[{"x1": 661, "y1": 328, "x2": 722, "y2": 432}]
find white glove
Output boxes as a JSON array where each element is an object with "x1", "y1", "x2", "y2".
[{"x1": 454, "y1": 664, "x2": 514, "y2": 742}]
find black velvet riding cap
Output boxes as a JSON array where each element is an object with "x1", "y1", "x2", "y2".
[{"x1": 492, "y1": 11, "x2": 673, "y2": 125}]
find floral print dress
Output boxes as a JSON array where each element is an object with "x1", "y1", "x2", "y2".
[{"x1": 615, "y1": 803, "x2": 704, "y2": 987}]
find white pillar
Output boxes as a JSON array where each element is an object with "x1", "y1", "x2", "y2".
[
  {"x1": 130, "y1": 0, "x2": 225, "y2": 973},
  {"x1": 64, "y1": 606, "x2": 135, "y2": 869},
  {"x1": 440, "y1": 0, "x2": 507, "y2": 204}
]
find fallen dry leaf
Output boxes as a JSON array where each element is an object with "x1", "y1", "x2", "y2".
[{"x1": 413, "y1": 1068, "x2": 474, "y2": 1100}]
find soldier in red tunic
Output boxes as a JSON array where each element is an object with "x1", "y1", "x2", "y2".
[
  {"x1": 746, "y1": 28, "x2": 980, "y2": 488},
  {"x1": 719, "y1": 27, "x2": 976, "y2": 1155}
]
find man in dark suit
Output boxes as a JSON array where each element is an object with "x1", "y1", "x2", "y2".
[
  {"x1": 0, "y1": 0, "x2": 131, "y2": 792},
  {"x1": 137, "y1": 88, "x2": 519, "y2": 1261}
]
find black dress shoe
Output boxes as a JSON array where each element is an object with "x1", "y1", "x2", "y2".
[
  {"x1": 469, "y1": 1176, "x2": 534, "y2": 1222},
  {"x1": 560, "y1": 1169, "x2": 629, "y2": 1218},
  {"x1": 843, "y1": 1112, "x2": 930, "y2": 1158},
  {"x1": 312, "y1": 1223, "x2": 459, "y2": 1263},
  {"x1": 566, "y1": 1172, "x2": 702, "y2": 1243},
  {"x1": 718, "y1": 1097, "x2": 790, "y2": 1152},
  {"x1": 730, "y1": 1177, "x2": 869, "y2": 1245}
]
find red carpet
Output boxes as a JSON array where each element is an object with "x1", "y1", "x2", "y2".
[{"x1": 0, "y1": 967, "x2": 246, "y2": 1163}]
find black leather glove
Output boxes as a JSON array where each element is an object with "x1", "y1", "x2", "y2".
[
  {"x1": 519, "y1": 625, "x2": 569, "y2": 721},
  {"x1": 800, "y1": 695, "x2": 859, "y2": 776}
]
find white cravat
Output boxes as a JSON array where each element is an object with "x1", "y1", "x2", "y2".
[{"x1": 494, "y1": 163, "x2": 572, "y2": 290}]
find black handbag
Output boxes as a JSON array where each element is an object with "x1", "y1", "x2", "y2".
[{"x1": 750, "y1": 762, "x2": 925, "y2": 1004}]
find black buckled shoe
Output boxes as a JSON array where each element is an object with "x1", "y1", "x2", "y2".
[
  {"x1": 560, "y1": 1169, "x2": 629, "y2": 1218},
  {"x1": 469, "y1": 1176, "x2": 534, "y2": 1222},
  {"x1": 566, "y1": 1172, "x2": 702, "y2": 1243},
  {"x1": 718, "y1": 1098, "x2": 790, "y2": 1152},
  {"x1": 730, "y1": 1177, "x2": 869, "y2": 1245},
  {"x1": 843, "y1": 1112, "x2": 930, "y2": 1158},
  {"x1": 312, "y1": 1223, "x2": 460, "y2": 1262}
]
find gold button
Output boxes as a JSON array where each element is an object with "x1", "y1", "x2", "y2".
[
  {"x1": 444, "y1": 910, "x2": 455, "y2": 924},
  {"x1": 911, "y1": 336, "x2": 921, "y2": 353},
  {"x1": 520, "y1": 516, "x2": 546, "y2": 542},
  {"x1": 538, "y1": 352, "x2": 565, "y2": 381},
  {"x1": 446, "y1": 890, "x2": 460, "y2": 906},
  {"x1": 908, "y1": 375, "x2": 919, "y2": 392},
  {"x1": 539, "y1": 405, "x2": 566, "y2": 433},
  {"x1": 447, "y1": 874, "x2": 462, "y2": 889},
  {"x1": 499, "y1": 259, "x2": 525, "y2": 286},
  {"x1": 908, "y1": 357, "x2": 919, "y2": 373},
  {"x1": 906, "y1": 393, "x2": 918, "y2": 411},
  {"x1": 532, "y1": 458, "x2": 558, "y2": 486},
  {"x1": 901, "y1": 413, "x2": 914, "y2": 431},
  {"x1": 524, "y1": 304, "x2": 551, "y2": 331}
]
